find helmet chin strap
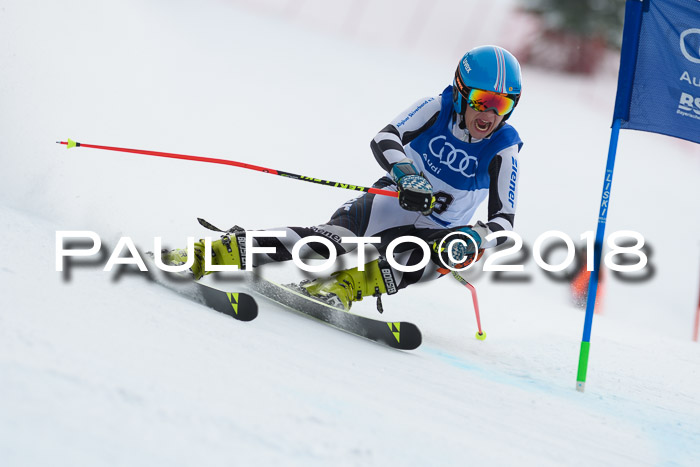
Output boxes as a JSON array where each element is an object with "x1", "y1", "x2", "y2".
[
  {"x1": 456, "y1": 111, "x2": 467, "y2": 130},
  {"x1": 450, "y1": 111, "x2": 473, "y2": 142},
  {"x1": 451, "y1": 109, "x2": 468, "y2": 131}
]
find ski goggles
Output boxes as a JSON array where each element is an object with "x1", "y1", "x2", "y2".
[{"x1": 465, "y1": 88, "x2": 516, "y2": 116}]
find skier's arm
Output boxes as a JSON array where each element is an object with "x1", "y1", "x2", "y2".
[
  {"x1": 473, "y1": 144, "x2": 521, "y2": 248},
  {"x1": 370, "y1": 97, "x2": 441, "y2": 172}
]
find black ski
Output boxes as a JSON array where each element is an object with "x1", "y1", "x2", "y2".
[
  {"x1": 189, "y1": 282, "x2": 258, "y2": 321},
  {"x1": 153, "y1": 276, "x2": 258, "y2": 321},
  {"x1": 143, "y1": 254, "x2": 258, "y2": 321},
  {"x1": 247, "y1": 276, "x2": 422, "y2": 350}
]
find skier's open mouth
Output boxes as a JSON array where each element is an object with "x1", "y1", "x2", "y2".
[{"x1": 475, "y1": 118, "x2": 492, "y2": 133}]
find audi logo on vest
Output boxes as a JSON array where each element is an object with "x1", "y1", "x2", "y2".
[{"x1": 425, "y1": 135, "x2": 478, "y2": 177}]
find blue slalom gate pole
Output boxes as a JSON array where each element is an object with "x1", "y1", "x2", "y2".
[{"x1": 576, "y1": 118, "x2": 622, "y2": 392}]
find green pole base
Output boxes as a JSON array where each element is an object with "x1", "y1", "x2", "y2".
[{"x1": 576, "y1": 341, "x2": 591, "y2": 392}]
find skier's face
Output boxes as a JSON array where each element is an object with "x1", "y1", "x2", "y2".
[{"x1": 464, "y1": 105, "x2": 504, "y2": 139}]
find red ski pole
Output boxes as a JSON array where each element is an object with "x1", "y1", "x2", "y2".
[
  {"x1": 57, "y1": 139, "x2": 399, "y2": 199},
  {"x1": 445, "y1": 269, "x2": 486, "y2": 340}
]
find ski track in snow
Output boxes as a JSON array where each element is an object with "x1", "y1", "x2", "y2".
[{"x1": 2, "y1": 0, "x2": 700, "y2": 465}]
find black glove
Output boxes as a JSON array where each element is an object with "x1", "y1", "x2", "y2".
[{"x1": 391, "y1": 160, "x2": 435, "y2": 215}]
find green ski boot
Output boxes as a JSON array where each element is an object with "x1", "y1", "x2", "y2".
[
  {"x1": 301, "y1": 258, "x2": 397, "y2": 311},
  {"x1": 161, "y1": 229, "x2": 246, "y2": 280}
]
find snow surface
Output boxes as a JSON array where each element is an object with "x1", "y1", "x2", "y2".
[{"x1": 1, "y1": 0, "x2": 700, "y2": 465}]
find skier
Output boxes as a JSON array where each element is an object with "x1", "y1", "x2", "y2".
[{"x1": 166, "y1": 45, "x2": 524, "y2": 311}]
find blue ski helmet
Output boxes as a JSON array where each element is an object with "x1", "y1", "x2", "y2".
[{"x1": 453, "y1": 45, "x2": 522, "y2": 121}]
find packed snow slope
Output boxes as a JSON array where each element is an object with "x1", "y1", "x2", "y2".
[{"x1": 1, "y1": 1, "x2": 699, "y2": 466}]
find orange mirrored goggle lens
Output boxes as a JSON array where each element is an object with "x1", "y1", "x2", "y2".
[{"x1": 467, "y1": 88, "x2": 515, "y2": 116}]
